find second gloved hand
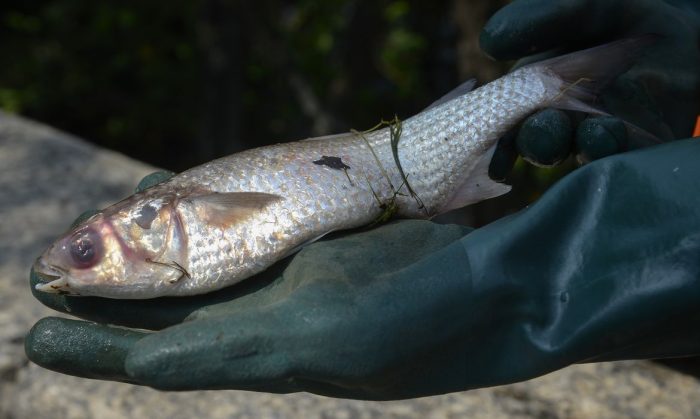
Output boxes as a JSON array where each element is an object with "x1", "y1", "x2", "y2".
[{"x1": 486, "y1": 0, "x2": 700, "y2": 180}]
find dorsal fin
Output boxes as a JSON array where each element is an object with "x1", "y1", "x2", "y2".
[
  {"x1": 300, "y1": 132, "x2": 354, "y2": 142},
  {"x1": 424, "y1": 79, "x2": 477, "y2": 111},
  {"x1": 188, "y1": 192, "x2": 283, "y2": 227}
]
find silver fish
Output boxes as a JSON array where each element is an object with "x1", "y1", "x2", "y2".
[{"x1": 33, "y1": 38, "x2": 649, "y2": 298}]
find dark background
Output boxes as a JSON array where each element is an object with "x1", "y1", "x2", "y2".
[{"x1": 0, "y1": 0, "x2": 574, "y2": 226}]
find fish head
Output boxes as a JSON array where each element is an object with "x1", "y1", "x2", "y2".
[{"x1": 33, "y1": 194, "x2": 187, "y2": 298}]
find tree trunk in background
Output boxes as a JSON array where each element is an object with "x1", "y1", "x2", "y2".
[
  {"x1": 452, "y1": 0, "x2": 510, "y2": 83},
  {"x1": 197, "y1": 0, "x2": 244, "y2": 162}
]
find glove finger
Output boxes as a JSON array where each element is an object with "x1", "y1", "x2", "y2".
[
  {"x1": 135, "y1": 170, "x2": 176, "y2": 193},
  {"x1": 25, "y1": 317, "x2": 146, "y2": 383},
  {"x1": 516, "y1": 109, "x2": 573, "y2": 167},
  {"x1": 69, "y1": 170, "x2": 175, "y2": 228},
  {"x1": 601, "y1": 74, "x2": 676, "y2": 144},
  {"x1": 29, "y1": 264, "x2": 280, "y2": 330},
  {"x1": 488, "y1": 129, "x2": 518, "y2": 182},
  {"x1": 124, "y1": 306, "x2": 300, "y2": 391},
  {"x1": 69, "y1": 209, "x2": 101, "y2": 228},
  {"x1": 479, "y1": 0, "x2": 616, "y2": 60},
  {"x1": 575, "y1": 116, "x2": 627, "y2": 163}
]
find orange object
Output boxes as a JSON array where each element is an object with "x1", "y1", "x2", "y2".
[{"x1": 694, "y1": 116, "x2": 700, "y2": 137}]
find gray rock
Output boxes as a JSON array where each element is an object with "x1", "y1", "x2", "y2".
[{"x1": 1, "y1": 111, "x2": 698, "y2": 418}]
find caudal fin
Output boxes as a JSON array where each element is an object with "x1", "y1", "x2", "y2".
[{"x1": 529, "y1": 35, "x2": 662, "y2": 143}]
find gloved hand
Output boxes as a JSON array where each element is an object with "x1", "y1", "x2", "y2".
[
  {"x1": 26, "y1": 138, "x2": 700, "y2": 399},
  {"x1": 24, "y1": 0, "x2": 700, "y2": 400},
  {"x1": 487, "y1": 0, "x2": 700, "y2": 180}
]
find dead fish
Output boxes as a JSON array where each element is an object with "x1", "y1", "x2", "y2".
[{"x1": 34, "y1": 37, "x2": 653, "y2": 298}]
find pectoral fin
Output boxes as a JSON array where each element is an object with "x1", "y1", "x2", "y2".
[{"x1": 189, "y1": 192, "x2": 284, "y2": 227}]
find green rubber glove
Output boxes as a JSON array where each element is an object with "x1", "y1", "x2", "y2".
[
  {"x1": 26, "y1": 138, "x2": 700, "y2": 399},
  {"x1": 487, "y1": 0, "x2": 700, "y2": 180}
]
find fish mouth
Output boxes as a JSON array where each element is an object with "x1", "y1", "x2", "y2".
[{"x1": 33, "y1": 259, "x2": 72, "y2": 294}]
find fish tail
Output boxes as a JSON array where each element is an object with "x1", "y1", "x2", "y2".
[{"x1": 531, "y1": 34, "x2": 662, "y2": 143}]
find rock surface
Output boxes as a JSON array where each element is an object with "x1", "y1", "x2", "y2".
[{"x1": 1, "y1": 111, "x2": 699, "y2": 418}]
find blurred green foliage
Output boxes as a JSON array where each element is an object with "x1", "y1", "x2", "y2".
[
  {"x1": 0, "y1": 1, "x2": 485, "y2": 165},
  {"x1": 1, "y1": 0, "x2": 568, "y2": 225},
  {"x1": 0, "y1": 2, "x2": 200, "y2": 167}
]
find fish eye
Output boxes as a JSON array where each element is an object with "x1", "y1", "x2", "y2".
[{"x1": 69, "y1": 228, "x2": 103, "y2": 268}]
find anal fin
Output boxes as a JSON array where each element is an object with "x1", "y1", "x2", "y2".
[{"x1": 438, "y1": 145, "x2": 511, "y2": 214}]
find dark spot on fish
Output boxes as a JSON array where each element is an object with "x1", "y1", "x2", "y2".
[
  {"x1": 444, "y1": 137, "x2": 449, "y2": 141},
  {"x1": 135, "y1": 204, "x2": 158, "y2": 229},
  {"x1": 313, "y1": 156, "x2": 351, "y2": 170}
]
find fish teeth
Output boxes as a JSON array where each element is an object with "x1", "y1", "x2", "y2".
[{"x1": 35, "y1": 277, "x2": 69, "y2": 294}]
